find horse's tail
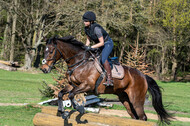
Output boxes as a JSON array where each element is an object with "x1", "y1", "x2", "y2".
[{"x1": 145, "y1": 75, "x2": 172, "y2": 125}]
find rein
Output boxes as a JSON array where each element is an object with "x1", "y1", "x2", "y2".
[
  {"x1": 66, "y1": 51, "x2": 87, "y2": 68},
  {"x1": 66, "y1": 50, "x2": 88, "y2": 76}
]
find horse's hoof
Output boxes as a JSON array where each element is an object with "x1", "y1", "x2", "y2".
[
  {"x1": 57, "y1": 110, "x2": 63, "y2": 117},
  {"x1": 62, "y1": 111, "x2": 70, "y2": 120},
  {"x1": 76, "y1": 105, "x2": 85, "y2": 114}
]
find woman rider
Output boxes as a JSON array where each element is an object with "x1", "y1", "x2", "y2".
[{"x1": 83, "y1": 11, "x2": 114, "y2": 86}]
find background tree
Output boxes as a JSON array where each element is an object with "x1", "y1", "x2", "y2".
[
  {"x1": 160, "y1": 0, "x2": 190, "y2": 80},
  {"x1": 0, "y1": 0, "x2": 189, "y2": 81},
  {"x1": 0, "y1": 0, "x2": 12, "y2": 60},
  {"x1": 10, "y1": 0, "x2": 18, "y2": 62}
]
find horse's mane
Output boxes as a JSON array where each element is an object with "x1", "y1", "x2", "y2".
[
  {"x1": 59, "y1": 36, "x2": 85, "y2": 47},
  {"x1": 46, "y1": 35, "x2": 85, "y2": 48}
]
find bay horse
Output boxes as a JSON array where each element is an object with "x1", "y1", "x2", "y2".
[{"x1": 41, "y1": 36, "x2": 172, "y2": 125}]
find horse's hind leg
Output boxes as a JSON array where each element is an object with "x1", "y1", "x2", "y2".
[
  {"x1": 125, "y1": 84, "x2": 148, "y2": 121},
  {"x1": 117, "y1": 92, "x2": 137, "y2": 119},
  {"x1": 117, "y1": 91, "x2": 147, "y2": 121}
]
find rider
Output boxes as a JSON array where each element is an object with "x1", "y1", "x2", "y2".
[{"x1": 83, "y1": 11, "x2": 114, "y2": 86}]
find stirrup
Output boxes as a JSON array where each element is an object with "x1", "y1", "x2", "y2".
[{"x1": 103, "y1": 80, "x2": 113, "y2": 86}]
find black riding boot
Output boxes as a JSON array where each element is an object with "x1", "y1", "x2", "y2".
[{"x1": 103, "y1": 60, "x2": 113, "y2": 86}]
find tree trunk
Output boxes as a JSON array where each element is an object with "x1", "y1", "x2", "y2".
[
  {"x1": 156, "y1": 61, "x2": 161, "y2": 80},
  {"x1": 172, "y1": 46, "x2": 177, "y2": 81},
  {"x1": 135, "y1": 31, "x2": 139, "y2": 57},
  {"x1": 172, "y1": 11, "x2": 177, "y2": 81},
  {"x1": 119, "y1": 35, "x2": 127, "y2": 62},
  {"x1": 148, "y1": 0, "x2": 153, "y2": 25},
  {"x1": 23, "y1": 5, "x2": 35, "y2": 69},
  {"x1": 130, "y1": 2, "x2": 133, "y2": 22},
  {"x1": 119, "y1": 41, "x2": 126, "y2": 62},
  {"x1": 153, "y1": 0, "x2": 156, "y2": 17},
  {"x1": 23, "y1": 14, "x2": 45, "y2": 69},
  {"x1": 34, "y1": 45, "x2": 42, "y2": 68},
  {"x1": 24, "y1": 52, "x2": 32, "y2": 69},
  {"x1": 161, "y1": 46, "x2": 167, "y2": 75},
  {"x1": 10, "y1": 0, "x2": 18, "y2": 62},
  {"x1": 1, "y1": 10, "x2": 11, "y2": 59},
  {"x1": 24, "y1": 30, "x2": 32, "y2": 69},
  {"x1": 23, "y1": 13, "x2": 33, "y2": 69}
]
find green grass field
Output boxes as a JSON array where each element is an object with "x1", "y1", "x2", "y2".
[
  {"x1": 158, "y1": 81, "x2": 190, "y2": 114},
  {"x1": 0, "y1": 69, "x2": 190, "y2": 126},
  {"x1": 0, "y1": 69, "x2": 54, "y2": 103},
  {"x1": 0, "y1": 105, "x2": 41, "y2": 126}
]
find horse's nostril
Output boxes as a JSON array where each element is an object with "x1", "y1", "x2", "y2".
[{"x1": 44, "y1": 69, "x2": 49, "y2": 74}]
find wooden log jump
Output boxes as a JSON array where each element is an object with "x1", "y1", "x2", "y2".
[
  {"x1": 33, "y1": 106, "x2": 157, "y2": 126},
  {"x1": 0, "y1": 60, "x2": 19, "y2": 67}
]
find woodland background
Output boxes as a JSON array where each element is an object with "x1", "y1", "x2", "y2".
[{"x1": 0, "y1": 0, "x2": 189, "y2": 81}]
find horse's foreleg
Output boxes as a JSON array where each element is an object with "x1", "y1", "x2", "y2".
[
  {"x1": 68, "y1": 83, "x2": 91, "y2": 114},
  {"x1": 57, "y1": 85, "x2": 73, "y2": 117}
]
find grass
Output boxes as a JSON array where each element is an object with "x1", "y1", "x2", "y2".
[
  {"x1": 0, "y1": 69, "x2": 190, "y2": 126},
  {"x1": 0, "y1": 69, "x2": 54, "y2": 103},
  {"x1": 157, "y1": 81, "x2": 190, "y2": 114},
  {"x1": 147, "y1": 119, "x2": 190, "y2": 126},
  {"x1": 0, "y1": 105, "x2": 41, "y2": 126}
]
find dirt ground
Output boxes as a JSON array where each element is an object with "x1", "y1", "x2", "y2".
[{"x1": 99, "y1": 108, "x2": 190, "y2": 122}]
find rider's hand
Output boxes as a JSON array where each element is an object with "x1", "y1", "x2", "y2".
[
  {"x1": 90, "y1": 48, "x2": 97, "y2": 52},
  {"x1": 84, "y1": 46, "x2": 92, "y2": 51}
]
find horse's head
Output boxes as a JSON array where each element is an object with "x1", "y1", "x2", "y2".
[
  {"x1": 41, "y1": 37, "x2": 62, "y2": 73},
  {"x1": 41, "y1": 35, "x2": 92, "y2": 73}
]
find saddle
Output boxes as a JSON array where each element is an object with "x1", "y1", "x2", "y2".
[{"x1": 94, "y1": 57, "x2": 124, "y2": 79}]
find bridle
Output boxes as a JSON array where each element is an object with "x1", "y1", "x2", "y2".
[
  {"x1": 42, "y1": 41, "x2": 89, "y2": 75},
  {"x1": 42, "y1": 44, "x2": 64, "y2": 71}
]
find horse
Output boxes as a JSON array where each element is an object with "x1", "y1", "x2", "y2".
[{"x1": 41, "y1": 36, "x2": 172, "y2": 125}]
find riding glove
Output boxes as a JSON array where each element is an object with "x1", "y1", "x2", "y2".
[{"x1": 84, "y1": 46, "x2": 92, "y2": 51}]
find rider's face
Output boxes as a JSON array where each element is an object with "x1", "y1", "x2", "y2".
[{"x1": 84, "y1": 21, "x2": 90, "y2": 27}]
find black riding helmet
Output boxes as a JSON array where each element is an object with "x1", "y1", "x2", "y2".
[{"x1": 83, "y1": 11, "x2": 96, "y2": 22}]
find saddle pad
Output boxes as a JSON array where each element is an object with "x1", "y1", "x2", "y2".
[{"x1": 94, "y1": 59, "x2": 124, "y2": 79}]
